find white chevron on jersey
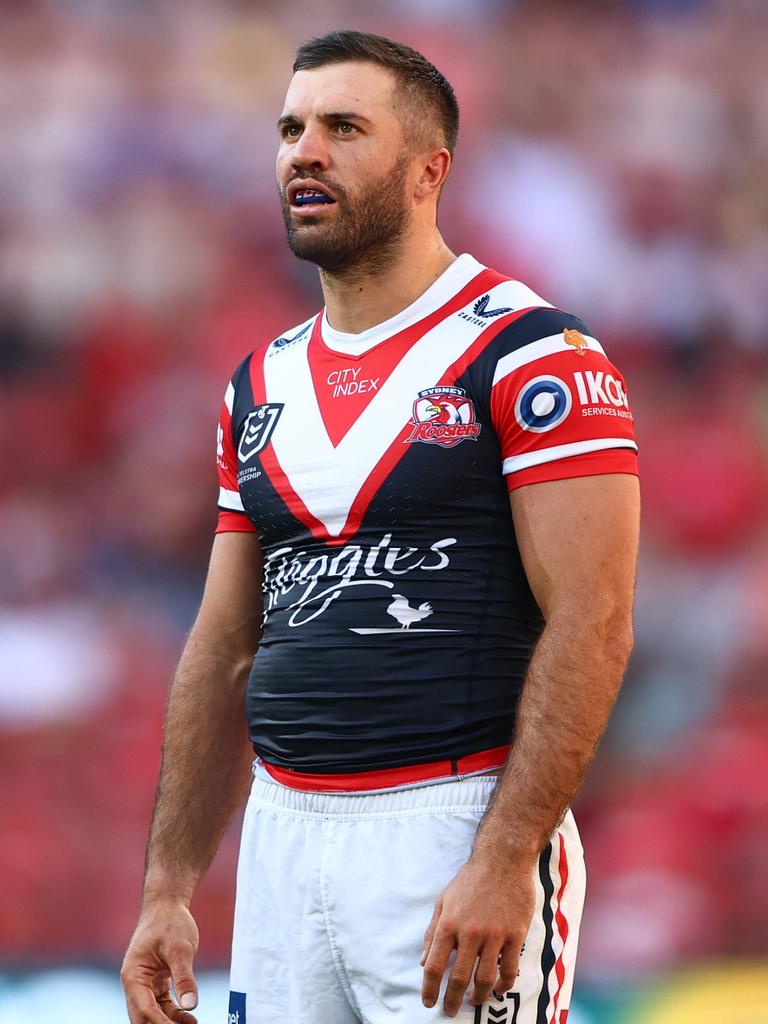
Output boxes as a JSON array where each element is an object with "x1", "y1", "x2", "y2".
[
  {"x1": 492, "y1": 332, "x2": 606, "y2": 386},
  {"x1": 263, "y1": 276, "x2": 539, "y2": 539}
]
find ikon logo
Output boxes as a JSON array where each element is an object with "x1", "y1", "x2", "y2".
[{"x1": 573, "y1": 370, "x2": 628, "y2": 408}]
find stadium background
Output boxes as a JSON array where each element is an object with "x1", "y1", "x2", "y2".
[{"x1": 1, "y1": 0, "x2": 767, "y2": 1021}]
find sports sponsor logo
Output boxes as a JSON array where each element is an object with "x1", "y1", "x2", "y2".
[
  {"x1": 262, "y1": 532, "x2": 457, "y2": 628},
  {"x1": 228, "y1": 991, "x2": 246, "y2": 1024},
  {"x1": 267, "y1": 322, "x2": 311, "y2": 357},
  {"x1": 572, "y1": 370, "x2": 633, "y2": 421},
  {"x1": 327, "y1": 366, "x2": 381, "y2": 397},
  {"x1": 216, "y1": 422, "x2": 230, "y2": 473},
  {"x1": 514, "y1": 376, "x2": 572, "y2": 433},
  {"x1": 407, "y1": 387, "x2": 481, "y2": 448},
  {"x1": 459, "y1": 294, "x2": 514, "y2": 327},
  {"x1": 237, "y1": 404, "x2": 283, "y2": 463}
]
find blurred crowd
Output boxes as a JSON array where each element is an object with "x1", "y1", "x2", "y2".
[{"x1": 1, "y1": 0, "x2": 767, "y2": 995}]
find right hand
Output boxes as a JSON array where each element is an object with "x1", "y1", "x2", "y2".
[{"x1": 121, "y1": 899, "x2": 200, "y2": 1024}]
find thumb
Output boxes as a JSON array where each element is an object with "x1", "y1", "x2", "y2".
[{"x1": 167, "y1": 947, "x2": 198, "y2": 1010}]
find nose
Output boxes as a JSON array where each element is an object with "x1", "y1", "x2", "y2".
[{"x1": 290, "y1": 122, "x2": 330, "y2": 174}]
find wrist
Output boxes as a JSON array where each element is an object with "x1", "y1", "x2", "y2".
[
  {"x1": 142, "y1": 872, "x2": 195, "y2": 909},
  {"x1": 471, "y1": 829, "x2": 541, "y2": 871}
]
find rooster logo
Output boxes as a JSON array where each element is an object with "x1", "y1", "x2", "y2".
[
  {"x1": 422, "y1": 397, "x2": 464, "y2": 425},
  {"x1": 564, "y1": 328, "x2": 588, "y2": 355},
  {"x1": 348, "y1": 595, "x2": 461, "y2": 635},
  {"x1": 407, "y1": 386, "x2": 481, "y2": 448},
  {"x1": 387, "y1": 595, "x2": 433, "y2": 630}
]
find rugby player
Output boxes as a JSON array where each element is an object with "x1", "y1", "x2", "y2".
[{"x1": 121, "y1": 30, "x2": 640, "y2": 1024}]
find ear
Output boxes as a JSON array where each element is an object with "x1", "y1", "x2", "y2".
[{"x1": 413, "y1": 149, "x2": 452, "y2": 202}]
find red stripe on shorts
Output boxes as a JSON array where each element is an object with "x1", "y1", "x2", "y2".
[{"x1": 551, "y1": 831, "x2": 570, "y2": 1022}]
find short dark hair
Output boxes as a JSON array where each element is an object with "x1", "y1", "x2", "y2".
[{"x1": 292, "y1": 30, "x2": 459, "y2": 158}]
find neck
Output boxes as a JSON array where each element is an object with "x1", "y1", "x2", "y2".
[{"x1": 319, "y1": 230, "x2": 457, "y2": 335}]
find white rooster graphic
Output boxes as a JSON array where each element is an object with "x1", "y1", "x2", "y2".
[{"x1": 387, "y1": 594, "x2": 433, "y2": 630}]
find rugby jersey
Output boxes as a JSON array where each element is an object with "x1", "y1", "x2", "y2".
[{"x1": 215, "y1": 254, "x2": 637, "y2": 786}]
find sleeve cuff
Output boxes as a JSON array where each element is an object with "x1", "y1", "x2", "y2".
[
  {"x1": 505, "y1": 447, "x2": 639, "y2": 491},
  {"x1": 215, "y1": 509, "x2": 258, "y2": 534}
]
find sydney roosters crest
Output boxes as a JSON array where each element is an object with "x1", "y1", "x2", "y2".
[{"x1": 406, "y1": 386, "x2": 482, "y2": 448}]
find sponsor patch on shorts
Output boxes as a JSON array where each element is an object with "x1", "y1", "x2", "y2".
[{"x1": 228, "y1": 990, "x2": 246, "y2": 1024}]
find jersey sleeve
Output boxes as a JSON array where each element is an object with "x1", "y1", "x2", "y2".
[
  {"x1": 490, "y1": 311, "x2": 638, "y2": 490},
  {"x1": 215, "y1": 379, "x2": 258, "y2": 534}
]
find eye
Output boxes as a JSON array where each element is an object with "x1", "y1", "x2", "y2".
[
  {"x1": 337, "y1": 122, "x2": 357, "y2": 135},
  {"x1": 282, "y1": 123, "x2": 302, "y2": 139}
]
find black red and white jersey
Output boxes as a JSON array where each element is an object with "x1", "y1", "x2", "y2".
[{"x1": 216, "y1": 254, "x2": 637, "y2": 788}]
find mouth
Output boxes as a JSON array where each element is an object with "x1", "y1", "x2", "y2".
[{"x1": 287, "y1": 180, "x2": 337, "y2": 216}]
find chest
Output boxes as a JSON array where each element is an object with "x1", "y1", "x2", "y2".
[{"x1": 234, "y1": 332, "x2": 501, "y2": 545}]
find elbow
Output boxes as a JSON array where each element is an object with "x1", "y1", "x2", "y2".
[{"x1": 598, "y1": 609, "x2": 634, "y2": 668}]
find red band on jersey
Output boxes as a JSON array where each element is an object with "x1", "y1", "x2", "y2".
[
  {"x1": 260, "y1": 745, "x2": 510, "y2": 792},
  {"x1": 505, "y1": 447, "x2": 638, "y2": 492}
]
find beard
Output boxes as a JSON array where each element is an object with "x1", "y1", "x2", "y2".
[{"x1": 280, "y1": 154, "x2": 412, "y2": 277}]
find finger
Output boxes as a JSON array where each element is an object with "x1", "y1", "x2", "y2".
[
  {"x1": 420, "y1": 897, "x2": 442, "y2": 965},
  {"x1": 125, "y1": 982, "x2": 176, "y2": 1024},
  {"x1": 495, "y1": 940, "x2": 521, "y2": 996},
  {"x1": 158, "y1": 990, "x2": 198, "y2": 1024},
  {"x1": 166, "y1": 946, "x2": 198, "y2": 1013},
  {"x1": 471, "y1": 941, "x2": 502, "y2": 1006},
  {"x1": 421, "y1": 923, "x2": 457, "y2": 1009},
  {"x1": 442, "y1": 932, "x2": 482, "y2": 1018}
]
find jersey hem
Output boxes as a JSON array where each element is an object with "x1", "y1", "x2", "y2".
[{"x1": 258, "y1": 745, "x2": 510, "y2": 792}]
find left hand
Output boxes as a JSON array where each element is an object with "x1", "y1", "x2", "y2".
[{"x1": 420, "y1": 852, "x2": 536, "y2": 1018}]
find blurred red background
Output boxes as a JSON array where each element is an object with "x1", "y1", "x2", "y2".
[{"x1": 0, "y1": 0, "x2": 766, "y2": 1019}]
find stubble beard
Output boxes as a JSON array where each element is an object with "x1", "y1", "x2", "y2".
[{"x1": 280, "y1": 154, "x2": 412, "y2": 280}]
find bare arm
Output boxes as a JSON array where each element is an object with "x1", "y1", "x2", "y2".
[
  {"x1": 421, "y1": 473, "x2": 640, "y2": 1017},
  {"x1": 474, "y1": 472, "x2": 639, "y2": 861},
  {"x1": 122, "y1": 531, "x2": 263, "y2": 1024}
]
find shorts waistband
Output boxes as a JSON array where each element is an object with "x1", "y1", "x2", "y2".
[
  {"x1": 249, "y1": 770, "x2": 500, "y2": 819},
  {"x1": 258, "y1": 745, "x2": 509, "y2": 793}
]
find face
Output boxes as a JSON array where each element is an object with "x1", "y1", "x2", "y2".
[{"x1": 276, "y1": 62, "x2": 414, "y2": 275}]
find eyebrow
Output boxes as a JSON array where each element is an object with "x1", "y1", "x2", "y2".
[{"x1": 277, "y1": 111, "x2": 373, "y2": 130}]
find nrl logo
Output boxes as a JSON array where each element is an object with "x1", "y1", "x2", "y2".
[
  {"x1": 406, "y1": 386, "x2": 481, "y2": 448},
  {"x1": 237, "y1": 404, "x2": 283, "y2": 463}
]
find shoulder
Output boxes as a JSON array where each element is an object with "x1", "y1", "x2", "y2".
[
  {"x1": 468, "y1": 262, "x2": 605, "y2": 371},
  {"x1": 226, "y1": 314, "x2": 318, "y2": 395},
  {"x1": 261, "y1": 314, "x2": 317, "y2": 360}
]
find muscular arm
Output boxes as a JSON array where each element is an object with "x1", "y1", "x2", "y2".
[
  {"x1": 473, "y1": 472, "x2": 639, "y2": 862},
  {"x1": 421, "y1": 473, "x2": 639, "y2": 1017},
  {"x1": 122, "y1": 531, "x2": 263, "y2": 1024}
]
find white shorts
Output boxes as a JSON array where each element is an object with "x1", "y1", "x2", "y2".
[{"x1": 228, "y1": 771, "x2": 585, "y2": 1024}]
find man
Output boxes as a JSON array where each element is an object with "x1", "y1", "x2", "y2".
[{"x1": 121, "y1": 30, "x2": 639, "y2": 1024}]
